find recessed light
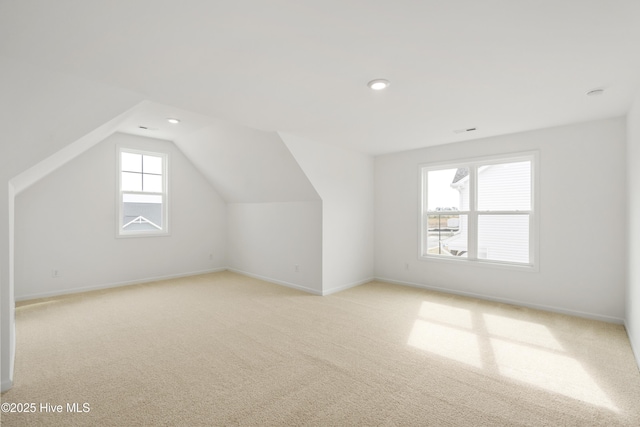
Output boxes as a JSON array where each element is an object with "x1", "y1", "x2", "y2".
[
  {"x1": 167, "y1": 118, "x2": 181, "y2": 124},
  {"x1": 586, "y1": 88, "x2": 605, "y2": 97},
  {"x1": 367, "y1": 79, "x2": 390, "y2": 90}
]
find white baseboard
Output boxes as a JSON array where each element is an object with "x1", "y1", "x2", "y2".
[
  {"x1": 227, "y1": 268, "x2": 323, "y2": 295},
  {"x1": 375, "y1": 276, "x2": 625, "y2": 325},
  {"x1": 322, "y1": 277, "x2": 373, "y2": 296},
  {"x1": 15, "y1": 267, "x2": 228, "y2": 302},
  {"x1": 227, "y1": 269, "x2": 372, "y2": 296},
  {"x1": 16, "y1": 267, "x2": 372, "y2": 303},
  {"x1": 1, "y1": 379, "x2": 13, "y2": 393},
  {"x1": 625, "y1": 321, "x2": 640, "y2": 372}
]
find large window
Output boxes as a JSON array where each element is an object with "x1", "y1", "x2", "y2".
[
  {"x1": 420, "y1": 152, "x2": 536, "y2": 267},
  {"x1": 118, "y1": 148, "x2": 168, "y2": 237}
]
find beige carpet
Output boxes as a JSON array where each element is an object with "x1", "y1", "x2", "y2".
[{"x1": 2, "y1": 271, "x2": 639, "y2": 426}]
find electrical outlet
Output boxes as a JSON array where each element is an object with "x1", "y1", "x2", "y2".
[
  {"x1": 52, "y1": 269, "x2": 60, "y2": 278},
  {"x1": 294, "y1": 264, "x2": 299, "y2": 273}
]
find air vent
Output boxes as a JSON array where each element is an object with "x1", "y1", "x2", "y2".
[
  {"x1": 138, "y1": 126, "x2": 158, "y2": 131},
  {"x1": 454, "y1": 127, "x2": 477, "y2": 134},
  {"x1": 587, "y1": 89, "x2": 604, "y2": 97}
]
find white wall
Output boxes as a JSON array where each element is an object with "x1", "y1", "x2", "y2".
[
  {"x1": 227, "y1": 201, "x2": 323, "y2": 294},
  {"x1": 14, "y1": 133, "x2": 227, "y2": 300},
  {"x1": 375, "y1": 118, "x2": 627, "y2": 322},
  {"x1": 0, "y1": 56, "x2": 144, "y2": 391},
  {"x1": 282, "y1": 134, "x2": 375, "y2": 294},
  {"x1": 627, "y1": 93, "x2": 640, "y2": 369},
  {"x1": 0, "y1": 183, "x2": 13, "y2": 391},
  {"x1": 175, "y1": 124, "x2": 323, "y2": 292}
]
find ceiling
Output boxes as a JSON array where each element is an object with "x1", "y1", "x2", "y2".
[{"x1": 1, "y1": 0, "x2": 639, "y2": 155}]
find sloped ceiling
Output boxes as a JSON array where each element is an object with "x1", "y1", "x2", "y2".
[
  {"x1": 10, "y1": 98, "x2": 320, "y2": 203},
  {"x1": 174, "y1": 118, "x2": 320, "y2": 203},
  {"x1": 0, "y1": 56, "x2": 143, "y2": 181},
  {"x1": 2, "y1": 1, "x2": 640, "y2": 156},
  {"x1": 113, "y1": 102, "x2": 320, "y2": 203}
]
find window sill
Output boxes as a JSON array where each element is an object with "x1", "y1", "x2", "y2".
[{"x1": 116, "y1": 231, "x2": 170, "y2": 239}]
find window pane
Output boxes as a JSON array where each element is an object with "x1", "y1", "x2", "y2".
[
  {"x1": 121, "y1": 152, "x2": 142, "y2": 172},
  {"x1": 122, "y1": 193, "x2": 163, "y2": 231},
  {"x1": 143, "y1": 155, "x2": 163, "y2": 174},
  {"x1": 427, "y1": 168, "x2": 469, "y2": 212},
  {"x1": 143, "y1": 174, "x2": 163, "y2": 192},
  {"x1": 121, "y1": 172, "x2": 142, "y2": 191},
  {"x1": 478, "y1": 215, "x2": 529, "y2": 263},
  {"x1": 477, "y1": 161, "x2": 531, "y2": 211},
  {"x1": 425, "y1": 214, "x2": 468, "y2": 257}
]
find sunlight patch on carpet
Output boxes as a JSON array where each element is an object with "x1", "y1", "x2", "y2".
[
  {"x1": 417, "y1": 301, "x2": 473, "y2": 329},
  {"x1": 483, "y1": 313, "x2": 564, "y2": 351},
  {"x1": 490, "y1": 337, "x2": 617, "y2": 411},
  {"x1": 408, "y1": 319, "x2": 482, "y2": 368},
  {"x1": 408, "y1": 300, "x2": 618, "y2": 412}
]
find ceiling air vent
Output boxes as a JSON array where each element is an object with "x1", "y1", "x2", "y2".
[{"x1": 454, "y1": 127, "x2": 477, "y2": 134}]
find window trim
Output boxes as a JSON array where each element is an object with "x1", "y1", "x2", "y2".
[
  {"x1": 116, "y1": 147, "x2": 170, "y2": 238},
  {"x1": 419, "y1": 151, "x2": 539, "y2": 271}
]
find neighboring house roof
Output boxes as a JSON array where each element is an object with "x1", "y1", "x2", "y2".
[
  {"x1": 452, "y1": 168, "x2": 469, "y2": 184},
  {"x1": 123, "y1": 202, "x2": 162, "y2": 231},
  {"x1": 123, "y1": 216, "x2": 161, "y2": 230},
  {"x1": 451, "y1": 165, "x2": 493, "y2": 186}
]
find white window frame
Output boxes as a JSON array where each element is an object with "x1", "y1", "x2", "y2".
[
  {"x1": 419, "y1": 151, "x2": 538, "y2": 270},
  {"x1": 117, "y1": 147, "x2": 169, "y2": 238}
]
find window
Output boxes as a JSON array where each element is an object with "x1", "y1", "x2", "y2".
[
  {"x1": 118, "y1": 148, "x2": 168, "y2": 237},
  {"x1": 420, "y1": 152, "x2": 536, "y2": 267}
]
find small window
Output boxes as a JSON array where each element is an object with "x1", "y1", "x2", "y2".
[
  {"x1": 118, "y1": 148, "x2": 168, "y2": 237},
  {"x1": 421, "y1": 153, "x2": 536, "y2": 268}
]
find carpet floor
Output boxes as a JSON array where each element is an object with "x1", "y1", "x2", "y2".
[{"x1": 2, "y1": 271, "x2": 639, "y2": 426}]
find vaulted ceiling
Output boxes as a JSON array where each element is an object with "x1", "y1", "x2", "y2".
[{"x1": 1, "y1": 1, "x2": 640, "y2": 156}]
